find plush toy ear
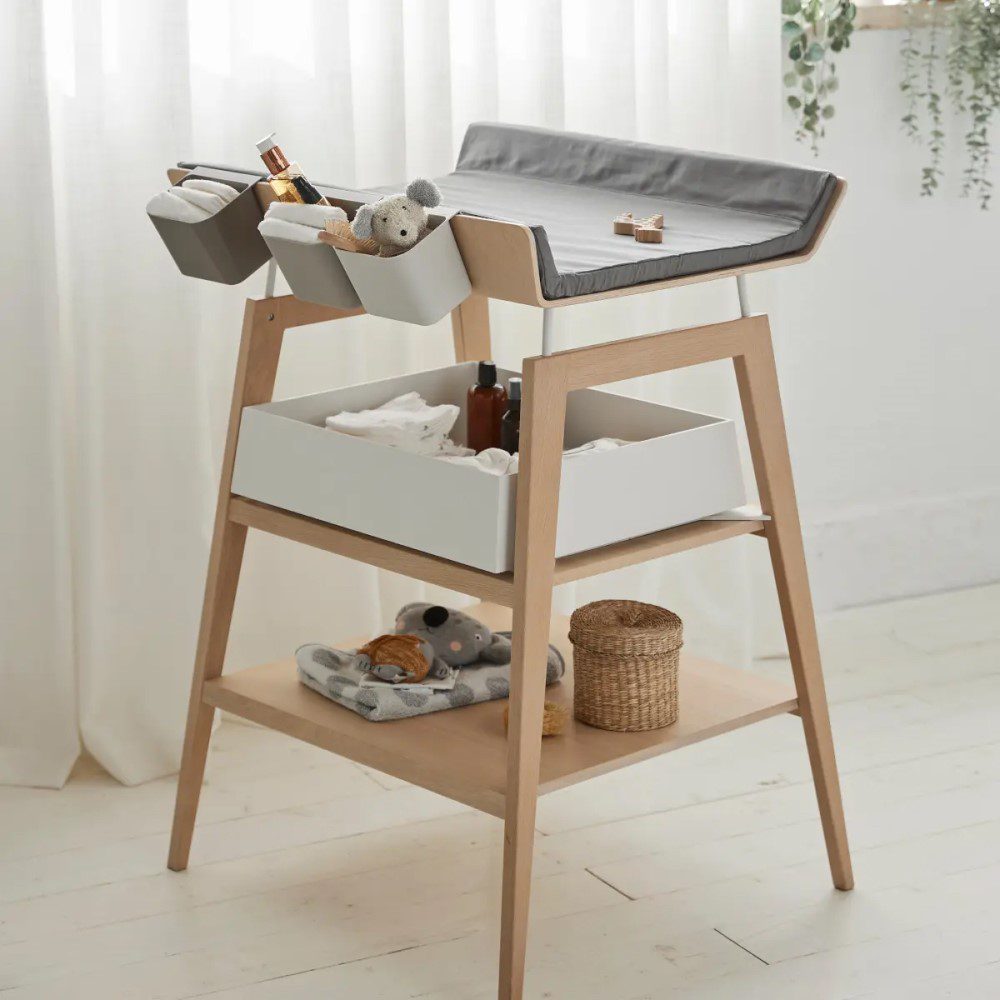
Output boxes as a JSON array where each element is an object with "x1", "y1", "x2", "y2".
[
  {"x1": 351, "y1": 204, "x2": 375, "y2": 240},
  {"x1": 480, "y1": 632, "x2": 512, "y2": 664},
  {"x1": 406, "y1": 178, "x2": 441, "y2": 209}
]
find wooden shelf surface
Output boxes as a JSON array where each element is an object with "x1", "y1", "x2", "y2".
[
  {"x1": 204, "y1": 604, "x2": 797, "y2": 818},
  {"x1": 229, "y1": 497, "x2": 765, "y2": 608}
]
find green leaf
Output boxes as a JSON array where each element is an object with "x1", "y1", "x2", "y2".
[
  {"x1": 803, "y1": 76, "x2": 815, "y2": 93},
  {"x1": 805, "y1": 41, "x2": 825, "y2": 63},
  {"x1": 826, "y1": 75, "x2": 839, "y2": 93},
  {"x1": 822, "y1": 105, "x2": 836, "y2": 119},
  {"x1": 789, "y1": 43, "x2": 802, "y2": 61},
  {"x1": 787, "y1": 95, "x2": 802, "y2": 110},
  {"x1": 796, "y1": 60, "x2": 814, "y2": 75},
  {"x1": 782, "y1": 19, "x2": 801, "y2": 37},
  {"x1": 781, "y1": 0, "x2": 801, "y2": 14},
  {"x1": 783, "y1": 71, "x2": 798, "y2": 87}
]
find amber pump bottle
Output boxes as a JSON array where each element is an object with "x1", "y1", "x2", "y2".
[
  {"x1": 467, "y1": 362, "x2": 508, "y2": 453},
  {"x1": 499, "y1": 376, "x2": 521, "y2": 455},
  {"x1": 256, "y1": 133, "x2": 329, "y2": 206}
]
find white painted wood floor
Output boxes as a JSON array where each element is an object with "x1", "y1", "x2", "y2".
[{"x1": 2, "y1": 584, "x2": 999, "y2": 999}]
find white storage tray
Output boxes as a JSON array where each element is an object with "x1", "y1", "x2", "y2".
[{"x1": 231, "y1": 363, "x2": 746, "y2": 573}]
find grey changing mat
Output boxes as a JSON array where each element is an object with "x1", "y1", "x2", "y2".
[
  {"x1": 432, "y1": 122, "x2": 838, "y2": 299},
  {"x1": 177, "y1": 124, "x2": 836, "y2": 300}
]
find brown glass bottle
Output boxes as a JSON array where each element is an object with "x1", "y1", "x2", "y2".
[
  {"x1": 467, "y1": 362, "x2": 508, "y2": 453},
  {"x1": 499, "y1": 376, "x2": 521, "y2": 455},
  {"x1": 256, "y1": 132, "x2": 329, "y2": 206}
]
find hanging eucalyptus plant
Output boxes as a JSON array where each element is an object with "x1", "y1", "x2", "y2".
[
  {"x1": 901, "y1": 0, "x2": 1000, "y2": 209},
  {"x1": 783, "y1": 0, "x2": 858, "y2": 154}
]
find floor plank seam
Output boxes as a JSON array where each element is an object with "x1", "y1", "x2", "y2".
[
  {"x1": 584, "y1": 867, "x2": 637, "y2": 901},
  {"x1": 713, "y1": 928, "x2": 770, "y2": 966},
  {"x1": 185, "y1": 932, "x2": 476, "y2": 998}
]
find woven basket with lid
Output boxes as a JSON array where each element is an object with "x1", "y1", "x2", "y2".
[{"x1": 569, "y1": 600, "x2": 682, "y2": 732}]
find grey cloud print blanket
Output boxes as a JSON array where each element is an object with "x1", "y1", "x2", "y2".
[{"x1": 296, "y1": 632, "x2": 565, "y2": 722}]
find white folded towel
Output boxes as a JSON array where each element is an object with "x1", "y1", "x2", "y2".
[
  {"x1": 258, "y1": 217, "x2": 321, "y2": 244},
  {"x1": 441, "y1": 448, "x2": 515, "y2": 476},
  {"x1": 146, "y1": 190, "x2": 211, "y2": 223},
  {"x1": 265, "y1": 202, "x2": 347, "y2": 228},
  {"x1": 439, "y1": 438, "x2": 630, "y2": 476},
  {"x1": 173, "y1": 185, "x2": 228, "y2": 215},
  {"x1": 326, "y1": 391, "x2": 461, "y2": 455},
  {"x1": 181, "y1": 178, "x2": 239, "y2": 204}
]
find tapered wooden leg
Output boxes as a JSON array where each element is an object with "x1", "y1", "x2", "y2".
[
  {"x1": 450, "y1": 294, "x2": 492, "y2": 363},
  {"x1": 734, "y1": 316, "x2": 854, "y2": 891},
  {"x1": 168, "y1": 299, "x2": 285, "y2": 871},
  {"x1": 499, "y1": 353, "x2": 569, "y2": 1000}
]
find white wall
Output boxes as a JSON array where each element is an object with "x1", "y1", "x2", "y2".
[{"x1": 771, "y1": 26, "x2": 1000, "y2": 611}]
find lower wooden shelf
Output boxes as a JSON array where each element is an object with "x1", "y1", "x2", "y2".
[{"x1": 203, "y1": 604, "x2": 797, "y2": 818}]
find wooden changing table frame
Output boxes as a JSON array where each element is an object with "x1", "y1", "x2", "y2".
[{"x1": 166, "y1": 171, "x2": 852, "y2": 1000}]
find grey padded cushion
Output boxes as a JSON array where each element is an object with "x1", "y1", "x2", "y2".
[{"x1": 432, "y1": 122, "x2": 838, "y2": 300}]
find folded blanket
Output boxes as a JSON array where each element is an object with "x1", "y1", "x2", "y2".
[
  {"x1": 296, "y1": 631, "x2": 564, "y2": 722},
  {"x1": 265, "y1": 201, "x2": 348, "y2": 228},
  {"x1": 146, "y1": 190, "x2": 210, "y2": 223},
  {"x1": 173, "y1": 185, "x2": 228, "y2": 215},
  {"x1": 181, "y1": 177, "x2": 239, "y2": 204},
  {"x1": 258, "y1": 216, "x2": 321, "y2": 244}
]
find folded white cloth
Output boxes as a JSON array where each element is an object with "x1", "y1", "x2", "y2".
[
  {"x1": 265, "y1": 202, "x2": 348, "y2": 228},
  {"x1": 440, "y1": 438, "x2": 631, "y2": 476},
  {"x1": 441, "y1": 447, "x2": 516, "y2": 475},
  {"x1": 181, "y1": 178, "x2": 238, "y2": 204},
  {"x1": 326, "y1": 391, "x2": 462, "y2": 456},
  {"x1": 173, "y1": 185, "x2": 228, "y2": 215},
  {"x1": 146, "y1": 190, "x2": 210, "y2": 223},
  {"x1": 258, "y1": 216, "x2": 321, "y2": 244}
]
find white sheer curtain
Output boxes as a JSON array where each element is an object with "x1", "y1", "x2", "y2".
[{"x1": 1, "y1": 0, "x2": 780, "y2": 788}]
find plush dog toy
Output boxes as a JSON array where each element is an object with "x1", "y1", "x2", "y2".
[{"x1": 350, "y1": 179, "x2": 442, "y2": 258}]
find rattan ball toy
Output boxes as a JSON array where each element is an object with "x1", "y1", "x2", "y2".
[
  {"x1": 503, "y1": 701, "x2": 568, "y2": 737},
  {"x1": 359, "y1": 634, "x2": 431, "y2": 683}
]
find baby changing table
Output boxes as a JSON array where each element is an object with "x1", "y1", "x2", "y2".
[{"x1": 160, "y1": 124, "x2": 852, "y2": 1000}]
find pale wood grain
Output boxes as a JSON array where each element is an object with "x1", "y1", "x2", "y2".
[
  {"x1": 499, "y1": 355, "x2": 570, "y2": 1000},
  {"x1": 450, "y1": 293, "x2": 492, "y2": 363},
  {"x1": 734, "y1": 317, "x2": 855, "y2": 892},
  {"x1": 167, "y1": 299, "x2": 284, "y2": 871},
  {"x1": 228, "y1": 497, "x2": 515, "y2": 606},
  {"x1": 199, "y1": 607, "x2": 797, "y2": 818}
]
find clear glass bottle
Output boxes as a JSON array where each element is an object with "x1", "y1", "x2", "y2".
[
  {"x1": 467, "y1": 362, "x2": 508, "y2": 453},
  {"x1": 256, "y1": 133, "x2": 329, "y2": 206},
  {"x1": 500, "y1": 377, "x2": 521, "y2": 455}
]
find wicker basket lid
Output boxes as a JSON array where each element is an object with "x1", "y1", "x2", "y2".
[{"x1": 569, "y1": 600, "x2": 682, "y2": 657}]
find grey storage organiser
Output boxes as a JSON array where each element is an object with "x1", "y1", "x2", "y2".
[
  {"x1": 260, "y1": 231, "x2": 362, "y2": 310},
  {"x1": 335, "y1": 213, "x2": 471, "y2": 326},
  {"x1": 148, "y1": 167, "x2": 271, "y2": 285}
]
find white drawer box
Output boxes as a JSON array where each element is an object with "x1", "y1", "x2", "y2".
[{"x1": 231, "y1": 363, "x2": 746, "y2": 573}]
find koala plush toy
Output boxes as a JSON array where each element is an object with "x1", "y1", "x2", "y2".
[
  {"x1": 394, "y1": 603, "x2": 512, "y2": 668},
  {"x1": 350, "y1": 178, "x2": 442, "y2": 257}
]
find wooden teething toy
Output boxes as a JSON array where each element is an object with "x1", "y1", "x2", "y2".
[{"x1": 613, "y1": 211, "x2": 636, "y2": 235}]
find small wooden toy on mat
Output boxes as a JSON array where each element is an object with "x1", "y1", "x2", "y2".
[
  {"x1": 612, "y1": 211, "x2": 664, "y2": 243},
  {"x1": 503, "y1": 700, "x2": 569, "y2": 737}
]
